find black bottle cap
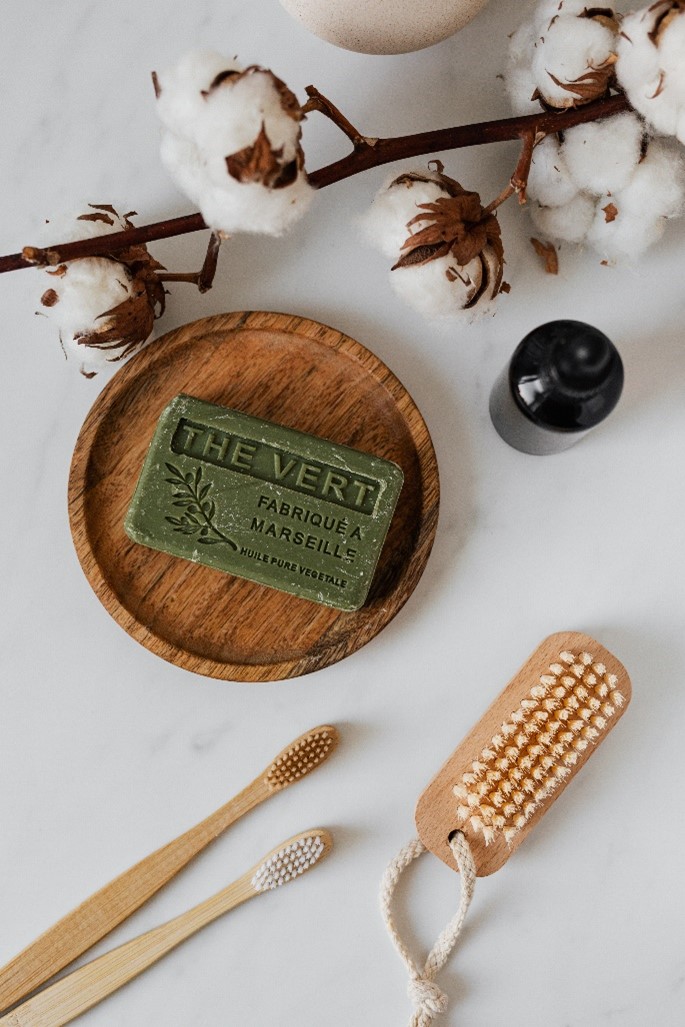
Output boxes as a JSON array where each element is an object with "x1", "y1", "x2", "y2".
[{"x1": 509, "y1": 320, "x2": 624, "y2": 432}]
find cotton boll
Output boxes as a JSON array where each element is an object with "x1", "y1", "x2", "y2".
[
  {"x1": 162, "y1": 127, "x2": 314, "y2": 236},
  {"x1": 156, "y1": 50, "x2": 314, "y2": 236},
  {"x1": 507, "y1": 3, "x2": 620, "y2": 114},
  {"x1": 506, "y1": 22, "x2": 542, "y2": 115},
  {"x1": 61, "y1": 343, "x2": 119, "y2": 378},
  {"x1": 40, "y1": 207, "x2": 132, "y2": 245},
  {"x1": 42, "y1": 259, "x2": 134, "y2": 338},
  {"x1": 617, "y1": 5, "x2": 685, "y2": 143},
  {"x1": 155, "y1": 49, "x2": 239, "y2": 138},
  {"x1": 624, "y1": 137, "x2": 685, "y2": 220},
  {"x1": 197, "y1": 173, "x2": 314, "y2": 236},
  {"x1": 614, "y1": 137, "x2": 685, "y2": 220},
  {"x1": 531, "y1": 15, "x2": 617, "y2": 107},
  {"x1": 389, "y1": 253, "x2": 492, "y2": 321},
  {"x1": 510, "y1": 2, "x2": 685, "y2": 263},
  {"x1": 586, "y1": 202, "x2": 665, "y2": 261},
  {"x1": 160, "y1": 131, "x2": 206, "y2": 207},
  {"x1": 527, "y1": 137, "x2": 579, "y2": 207},
  {"x1": 562, "y1": 112, "x2": 644, "y2": 195},
  {"x1": 530, "y1": 192, "x2": 596, "y2": 243},
  {"x1": 532, "y1": 16, "x2": 616, "y2": 95},
  {"x1": 506, "y1": 64, "x2": 541, "y2": 115},
  {"x1": 573, "y1": 135, "x2": 685, "y2": 265},
  {"x1": 37, "y1": 208, "x2": 164, "y2": 376},
  {"x1": 660, "y1": 14, "x2": 685, "y2": 128},
  {"x1": 362, "y1": 164, "x2": 504, "y2": 321},
  {"x1": 39, "y1": 258, "x2": 144, "y2": 376},
  {"x1": 196, "y1": 70, "x2": 301, "y2": 167},
  {"x1": 615, "y1": 10, "x2": 661, "y2": 103},
  {"x1": 361, "y1": 172, "x2": 448, "y2": 259},
  {"x1": 529, "y1": 135, "x2": 685, "y2": 259},
  {"x1": 533, "y1": 0, "x2": 564, "y2": 32}
]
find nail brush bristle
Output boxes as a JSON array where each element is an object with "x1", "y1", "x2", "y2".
[{"x1": 453, "y1": 649, "x2": 625, "y2": 846}]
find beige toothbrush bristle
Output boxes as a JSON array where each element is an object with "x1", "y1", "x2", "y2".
[
  {"x1": 266, "y1": 725, "x2": 339, "y2": 790},
  {"x1": 453, "y1": 650, "x2": 626, "y2": 846},
  {"x1": 251, "y1": 830, "x2": 332, "y2": 892}
]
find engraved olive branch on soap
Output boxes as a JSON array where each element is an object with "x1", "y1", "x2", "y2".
[{"x1": 164, "y1": 463, "x2": 238, "y2": 549}]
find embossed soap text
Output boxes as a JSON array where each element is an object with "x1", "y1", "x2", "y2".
[{"x1": 171, "y1": 418, "x2": 381, "y2": 515}]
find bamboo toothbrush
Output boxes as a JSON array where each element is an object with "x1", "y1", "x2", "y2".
[
  {"x1": 0, "y1": 829, "x2": 332, "y2": 1027},
  {"x1": 0, "y1": 725, "x2": 338, "y2": 1013}
]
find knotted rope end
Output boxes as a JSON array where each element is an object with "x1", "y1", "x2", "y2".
[
  {"x1": 408, "y1": 976, "x2": 449, "y2": 1019},
  {"x1": 380, "y1": 832, "x2": 477, "y2": 1027}
]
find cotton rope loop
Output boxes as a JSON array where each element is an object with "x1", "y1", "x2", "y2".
[{"x1": 379, "y1": 832, "x2": 477, "y2": 1027}]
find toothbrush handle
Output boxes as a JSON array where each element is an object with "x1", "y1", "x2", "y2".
[
  {"x1": 0, "y1": 778, "x2": 268, "y2": 1014},
  {"x1": 0, "y1": 876, "x2": 256, "y2": 1027}
]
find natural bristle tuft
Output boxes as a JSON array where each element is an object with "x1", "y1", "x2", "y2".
[
  {"x1": 251, "y1": 830, "x2": 331, "y2": 892},
  {"x1": 266, "y1": 725, "x2": 338, "y2": 790},
  {"x1": 452, "y1": 650, "x2": 626, "y2": 847}
]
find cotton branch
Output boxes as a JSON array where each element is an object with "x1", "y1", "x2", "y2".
[
  {"x1": 302, "y1": 85, "x2": 378, "y2": 148},
  {"x1": 0, "y1": 91, "x2": 630, "y2": 275},
  {"x1": 482, "y1": 129, "x2": 539, "y2": 216},
  {"x1": 156, "y1": 231, "x2": 223, "y2": 293},
  {"x1": 305, "y1": 92, "x2": 630, "y2": 188},
  {"x1": 14, "y1": 213, "x2": 207, "y2": 273}
]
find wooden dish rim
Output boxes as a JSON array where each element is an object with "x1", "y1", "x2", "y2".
[{"x1": 68, "y1": 310, "x2": 440, "y2": 681}]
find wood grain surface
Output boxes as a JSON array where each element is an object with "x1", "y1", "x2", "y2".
[
  {"x1": 68, "y1": 312, "x2": 439, "y2": 681},
  {"x1": 415, "y1": 632, "x2": 631, "y2": 876}
]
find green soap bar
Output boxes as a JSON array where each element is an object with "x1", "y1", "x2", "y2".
[{"x1": 124, "y1": 395, "x2": 404, "y2": 611}]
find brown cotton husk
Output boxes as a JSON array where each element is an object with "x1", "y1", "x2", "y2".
[
  {"x1": 530, "y1": 237, "x2": 559, "y2": 274},
  {"x1": 114, "y1": 244, "x2": 166, "y2": 319},
  {"x1": 50, "y1": 205, "x2": 166, "y2": 365},
  {"x1": 392, "y1": 166, "x2": 505, "y2": 298},
  {"x1": 603, "y1": 202, "x2": 619, "y2": 222},
  {"x1": 458, "y1": 244, "x2": 502, "y2": 310},
  {"x1": 77, "y1": 211, "x2": 116, "y2": 226},
  {"x1": 545, "y1": 58, "x2": 617, "y2": 107},
  {"x1": 537, "y1": 8, "x2": 620, "y2": 109},
  {"x1": 392, "y1": 169, "x2": 451, "y2": 189},
  {"x1": 216, "y1": 67, "x2": 306, "y2": 190},
  {"x1": 582, "y1": 8, "x2": 621, "y2": 34},
  {"x1": 203, "y1": 65, "x2": 303, "y2": 123},
  {"x1": 648, "y1": 1, "x2": 685, "y2": 45},
  {"x1": 226, "y1": 123, "x2": 300, "y2": 189},
  {"x1": 91, "y1": 206, "x2": 167, "y2": 324},
  {"x1": 202, "y1": 68, "x2": 243, "y2": 95},
  {"x1": 648, "y1": 70, "x2": 667, "y2": 99},
  {"x1": 74, "y1": 279, "x2": 156, "y2": 358}
]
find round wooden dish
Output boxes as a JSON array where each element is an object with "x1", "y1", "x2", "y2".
[{"x1": 69, "y1": 311, "x2": 439, "y2": 681}]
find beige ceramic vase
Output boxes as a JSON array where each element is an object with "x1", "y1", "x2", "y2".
[{"x1": 279, "y1": 0, "x2": 490, "y2": 54}]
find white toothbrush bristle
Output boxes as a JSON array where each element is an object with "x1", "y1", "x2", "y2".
[
  {"x1": 251, "y1": 832, "x2": 329, "y2": 892},
  {"x1": 454, "y1": 649, "x2": 625, "y2": 847}
]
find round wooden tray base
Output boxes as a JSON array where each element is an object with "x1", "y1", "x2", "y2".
[{"x1": 69, "y1": 312, "x2": 439, "y2": 681}]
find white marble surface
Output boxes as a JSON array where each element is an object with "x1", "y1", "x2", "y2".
[{"x1": 1, "y1": 2, "x2": 685, "y2": 1025}]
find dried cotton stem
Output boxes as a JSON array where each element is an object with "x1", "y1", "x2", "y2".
[{"x1": 0, "y1": 92, "x2": 630, "y2": 275}]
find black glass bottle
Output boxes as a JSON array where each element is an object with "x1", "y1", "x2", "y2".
[{"x1": 489, "y1": 320, "x2": 624, "y2": 455}]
